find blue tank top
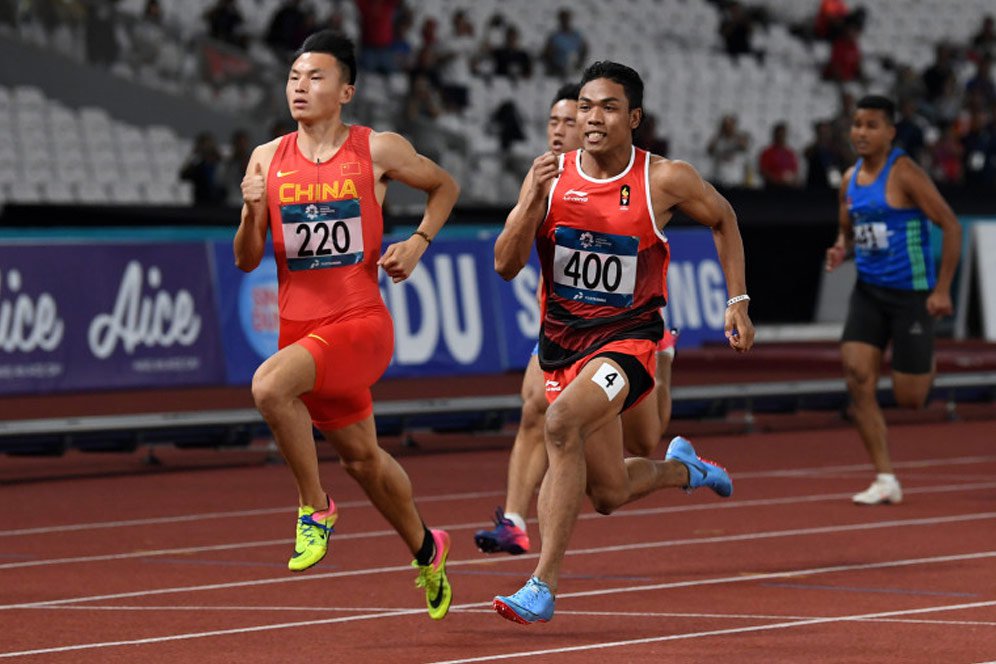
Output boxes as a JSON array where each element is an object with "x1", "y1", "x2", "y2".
[{"x1": 846, "y1": 147, "x2": 935, "y2": 291}]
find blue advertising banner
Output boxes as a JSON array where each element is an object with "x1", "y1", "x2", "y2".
[
  {"x1": 0, "y1": 242, "x2": 226, "y2": 395},
  {"x1": 378, "y1": 237, "x2": 502, "y2": 378},
  {"x1": 663, "y1": 228, "x2": 730, "y2": 349},
  {"x1": 491, "y1": 248, "x2": 542, "y2": 372},
  {"x1": 210, "y1": 241, "x2": 279, "y2": 385},
  {"x1": 212, "y1": 236, "x2": 517, "y2": 383}
]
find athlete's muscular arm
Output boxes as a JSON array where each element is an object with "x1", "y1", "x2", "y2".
[
  {"x1": 495, "y1": 152, "x2": 559, "y2": 280},
  {"x1": 826, "y1": 166, "x2": 855, "y2": 273},
  {"x1": 895, "y1": 158, "x2": 962, "y2": 317},
  {"x1": 234, "y1": 142, "x2": 278, "y2": 272},
  {"x1": 371, "y1": 131, "x2": 460, "y2": 283},
  {"x1": 654, "y1": 159, "x2": 754, "y2": 352}
]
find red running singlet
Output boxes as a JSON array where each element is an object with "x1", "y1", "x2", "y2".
[
  {"x1": 267, "y1": 125, "x2": 386, "y2": 322},
  {"x1": 266, "y1": 126, "x2": 394, "y2": 430},
  {"x1": 536, "y1": 146, "x2": 670, "y2": 372}
]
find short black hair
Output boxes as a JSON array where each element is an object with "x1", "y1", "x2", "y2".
[
  {"x1": 856, "y1": 94, "x2": 895, "y2": 125},
  {"x1": 579, "y1": 61, "x2": 644, "y2": 112},
  {"x1": 551, "y1": 83, "x2": 581, "y2": 107},
  {"x1": 294, "y1": 30, "x2": 357, "y2": 85}
]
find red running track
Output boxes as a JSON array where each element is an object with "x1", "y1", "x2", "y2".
[{"x1": 1, "y1": 418, "x2": 995, "y2": 662}]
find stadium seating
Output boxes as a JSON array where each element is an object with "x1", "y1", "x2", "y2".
[
  {"x1": 1, "y1": 0, "x2": 991, "y2": 205},
  {"x1": 0, "y1": 84, "x2": 193, "y2": 205}
]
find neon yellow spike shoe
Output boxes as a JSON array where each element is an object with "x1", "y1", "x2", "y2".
[
  {"x1": 412, "y1": 529, "x2": 452, "y2": 620},
  {"x1": 288, "y1": 500, "x2": 337, "y2": 572}
]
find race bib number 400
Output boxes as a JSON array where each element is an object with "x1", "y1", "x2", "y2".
[
  {"x1": 552, "y1": 227, "x2": 638, "y2": 307},
  {"x1": 280, "y1": 199, "x2": 364, "y2": 271}
]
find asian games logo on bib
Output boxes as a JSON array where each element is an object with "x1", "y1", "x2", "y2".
[
  {"x1": 579, "y1": 232, "x2": 594, "y2": 249},
  {"x1": 305, "y1": 204, "x2": 319, "y2": 220}
]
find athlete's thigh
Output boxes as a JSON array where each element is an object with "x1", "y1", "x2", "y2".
[
  {"x1": 841, "y1": 340, "x2": 884, "y2": 382},
  {"x1": 583, "y1": 415, "x2": 627, "y2": 492},
  {"x1": 303, "y1": 314, "x2": 394, "y2": 398},
  {"x1": 887, "y1": 290, "x2": 934, "y2": 374},
  {"x1": 549, "y1": 355, "x2": 631, "y2": 441},
  {"x1": 841, "y1": 282, "x2": 890, "y2": 350},
  {"x1": 892, "y1": 369, "x2": 934, "y2": 407},
  {"x1": 253, "y1": 343, "x2": 317, "y2": 397},
  {"x1": 521, "y1": 353, "x2": 549, "y2": 415},
  {"x1": 620, "y1": 394, "x2": 660, "y2": 456}
]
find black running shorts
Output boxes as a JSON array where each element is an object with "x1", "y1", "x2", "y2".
[{"x1": 841, "y1": 280, "x2": 934, "y2": 374}]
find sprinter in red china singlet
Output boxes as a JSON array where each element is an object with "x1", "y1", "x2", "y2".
[
  {"x1": 491, "y1": 61, "x2": 755, "y2": 625},
  {"x1": 233, "y1": 30, "x2": 459, "y2": 620}
]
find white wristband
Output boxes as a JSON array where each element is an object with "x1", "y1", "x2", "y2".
[{"x1": 726, "y1": 294, "x2": 750, "y2": 307}]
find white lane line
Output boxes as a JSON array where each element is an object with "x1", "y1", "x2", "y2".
[
  {"x1": 4, "y1": 454, "x2": 995, "y2": 538},
  {"x1": 30, "y1": 605, "x2": 996, "y2": 627},
  {"x1": 27, "y1": 604, "x2": 418, "y2": 613},
  {"x1": 0, "y1": 489, "x2": 506, "y2": 538},
  {"x1": 564, "y1": 511, "x2": 996, "y2": 559},
  {"x1": 737, "y1": 455, "x2": 996, "y2": 478},
  {"x1": 2, "y1": 514, "x2": 995, "y2": 611},
  {"x1": 554, "y1": 550, "x2": 996, "y2": 601},
  {"x1": 427, "y1": 599, "x2": 996, "y2": 664},
  {"x1": 0, "y1": 608, "x2": 427, "y2": 659},
  {"x1": 5, "y1": 480, "x2": 996, "y2": 571},
  {"x1": 1, "y1": 551, "x2": 994, "y2": 659}
]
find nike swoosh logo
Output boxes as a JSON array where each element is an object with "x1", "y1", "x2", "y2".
[
  {"x1": 428, "y1": 575, "x2": 447, "y2": 609},
  {"x1": 276, "y1": 170, "x2": 298, "y2": 178}
]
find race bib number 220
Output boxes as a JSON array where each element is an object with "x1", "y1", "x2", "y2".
[{"x1": 280, "y1": 199, "x2": 365, "y2": 271}]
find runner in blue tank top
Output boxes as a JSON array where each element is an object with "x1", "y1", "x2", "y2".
[{"x1": 825, "y1": 95, "x2": 961, "y2": 506}]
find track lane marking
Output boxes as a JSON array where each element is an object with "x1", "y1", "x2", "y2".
[
  {"x1": 2, "y1": 515, "x2": 995, "y2": 611},
  {"x1": 29, "y1": 605, "x2": 996, "y2": 627},
  {"x1": 1, "y1": 550, "x2": 994, "y2": 658},
  {"x1": 4, "y1": 481, "x2": 996, "y2": 571},
  {"x1": 4, "y1": 454, "x2": 996, "y2": 538},
  {"x1": 428, "y1": 599, "x2": 996, "y2": 663}
]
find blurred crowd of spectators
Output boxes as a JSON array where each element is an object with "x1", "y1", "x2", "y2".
[
  {"x1": 3, "y1": 0, "x2": 994, "y2": 205},
  {"x1": 708, "y1": 0, "x2": 995, "y2": 191},
  {"x1": 179, "y1": 0, "x2": 595, "y2": 204}
]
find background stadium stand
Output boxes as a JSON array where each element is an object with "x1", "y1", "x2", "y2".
[
  {"x1": 2, "y1": 0, "x2": 994, "y2": 205},
  {"x1": 0, "y1": 0, "x2": 993, "y2": 456}
]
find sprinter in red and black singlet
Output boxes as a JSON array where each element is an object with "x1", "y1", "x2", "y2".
[
  {"x1": 537, "y1": 144, "x2": 669, "y2": 411},
  {"x1": 491, "y1": 61, "x2": 755, "y2": 625},
  {"x1": 474, "y1": 86, "x2": 682, "y2": 561},
  {"x1": 233, "y1": 31, "x2": 460, "y2": 620}
]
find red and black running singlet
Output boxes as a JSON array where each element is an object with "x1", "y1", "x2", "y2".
[
  {"x1": 536, "y1": 147, "x2": 670, "y2": 370},
  {"x1": 266, "y1": 125, "x2": 386, "y2": 322}
]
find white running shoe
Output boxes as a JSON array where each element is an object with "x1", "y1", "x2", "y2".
[{"x1": 852, "y1": 477, "x2": 903, "y2": 505}]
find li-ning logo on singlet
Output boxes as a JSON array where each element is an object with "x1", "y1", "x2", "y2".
[
  {"x1": 562, "y1": 189, "x2": 589, "y2": 203},
  {"x1": 279, "y1": 199, "x2": 364, "y2": 271}
]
